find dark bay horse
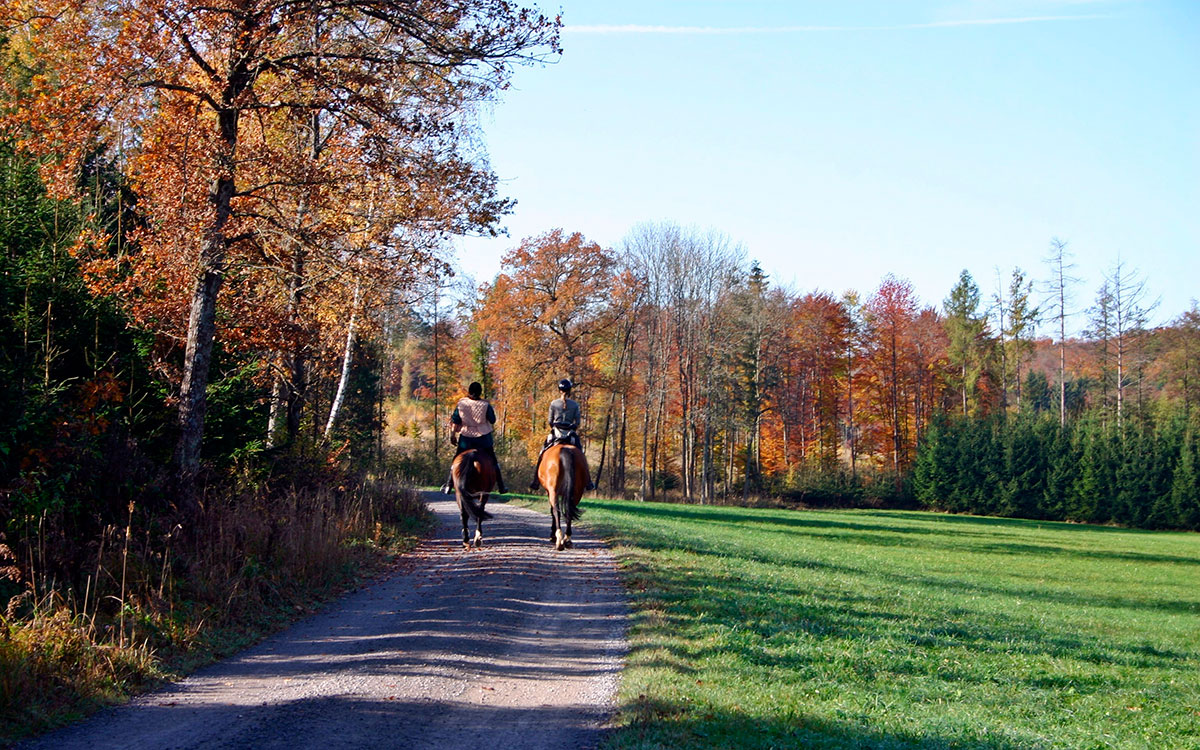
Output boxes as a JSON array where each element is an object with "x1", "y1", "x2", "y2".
[
  {"x1": 450, "y1": 448, "x2": 496, "y2": 549},
  {"x1": 536, "y1": 443, "x2": 588, "y2": 551}
]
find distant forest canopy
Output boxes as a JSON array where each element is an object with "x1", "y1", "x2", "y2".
[{"x1": 389, "y1": 226, "x2": 1200, "y2": 529}]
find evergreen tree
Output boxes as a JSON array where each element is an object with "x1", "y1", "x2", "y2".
[
  {"x1": 1144, "y1": 417, "x2": 1185, "y2": 529},
  {"x1": 1040, "y1": 418, "x2": 1076, "y2": 520},
  {"x1": 1023, "y1": 370, "x2": 1054, "y2": 414},
  {"x1": 1170, "y1": 428, "x2": 1200, "y2": 530},
  {"x1": 1000, "y1": 413, "x2": 1048, "y2": 518},
  {"x1": 913, "y1": 417, "x2": 951, "y2": 509},
  {"x1": 1005, "y1": 268, "x2": 1040, "y2": 411},
  {"x1": 943, "y1": 270, "x2": 990, "y2": 416},
  {"x1": 1071, "y1": 419, "x2": 1116, "y2": 524}
]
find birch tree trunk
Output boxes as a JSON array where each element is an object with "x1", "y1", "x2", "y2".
[{"x1": 324, "y1": 278, "x2": 362, "y2": 437}]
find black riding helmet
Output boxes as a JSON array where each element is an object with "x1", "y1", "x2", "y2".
[{"x1": 558, "y1": 378, "x2": 572, "y2": 392}]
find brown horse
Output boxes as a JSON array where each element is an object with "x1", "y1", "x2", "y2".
[
  {"x1": 536, "y1": 443, "x2": 589, "y2": 551},
  {"x1": 450, "y1": 448, "x2": 496, "y2": 549}
]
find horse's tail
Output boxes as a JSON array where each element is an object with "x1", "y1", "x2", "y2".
[
  {"x1": 561, "y1": 448, "x2": 583, "y2": 522},
  {"x1": 455, "y1": 455, "x2": 493, "y2": 521}
]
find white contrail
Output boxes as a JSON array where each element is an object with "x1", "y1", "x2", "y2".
[{"x1": 564, "y1": 16, "x2": 1111, "y2": 34}]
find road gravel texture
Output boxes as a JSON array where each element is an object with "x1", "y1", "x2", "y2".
[{"x1": 23, "y1": 495, "x2": 628, "y2": 750}]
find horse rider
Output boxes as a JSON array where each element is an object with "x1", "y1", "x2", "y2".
[
  {"x1": 441, "y1": 381, "x2": 507, "y2": 495},
  {"x1": 529, "y1": 378, "x2": 594, "y2": 491}
]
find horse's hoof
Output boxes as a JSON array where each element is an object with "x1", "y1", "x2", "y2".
[{"x1": 564, "y1": 539, "x2": 573, "y2": 549}]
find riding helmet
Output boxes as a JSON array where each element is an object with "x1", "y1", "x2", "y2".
[{"x1": 558, "y1": 378, "x2": 573, "y2": 391}]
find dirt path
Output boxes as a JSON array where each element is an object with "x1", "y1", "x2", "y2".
[{"x1": 23, "y1": 495, "x2": 628, "y2": 750}]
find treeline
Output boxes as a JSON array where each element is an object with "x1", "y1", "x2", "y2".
[
  {"x1": 395, "y1": 224, "x2": 1199, "y2": 529},
  {"x1": 915, "y1": 414, "x2": 1200, "y2": 529}
]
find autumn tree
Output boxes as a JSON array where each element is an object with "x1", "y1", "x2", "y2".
[
  {"x1": 726, "y1": 262, "x2": 783, "y2": 497},
  {"x1": 477, "y1": 229, "x2": 621, "y2": 454},
  {"x1": 1159, "y1": 304, "x2": 1200, "y2": 420},
  {"x1": 864, "y1": 275, "x2": 921, "y2": 476},
  {"x1": 2, "y1": 0, "x2": 560, "y2": 498},
  {"x1": 782, "y1": 292, "x2": 850, "y2": 472}
]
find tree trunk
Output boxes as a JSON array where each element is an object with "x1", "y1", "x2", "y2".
[
  {"x1": 595, "y1": 393, "x2": 614, "y2": 488},
  {"x1": 266, "y1": 367, "x2": 286, "y2": 447},
  {"x1": 651, "y1": 381, "x2": 667, "y2": 502},
  {"x1": 324, "y1": 278, "x2": 362, "y2": 437},
  {"x1": 616, "y1": 393, "x2": 628, "y2": 494},
  {"x1": 176, "y1": 167, "x2": 234, "y2": 490},
  {"x1": 285, "y1": 239, "x2": 307, "y2": 441}
]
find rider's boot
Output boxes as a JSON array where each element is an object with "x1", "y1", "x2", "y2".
[
  {"x1": 441, "y1": 472, "x2": 454, "y2": 495},
  {"x1": 495, "y1": 465, "x2": 508, "y2": 494}
]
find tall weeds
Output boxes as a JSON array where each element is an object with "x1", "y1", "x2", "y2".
[{"x1": 0, "y1": 467, "x2": 428, "y2": 743}]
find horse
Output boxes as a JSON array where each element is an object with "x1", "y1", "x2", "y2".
[
  {"x1": 536, "y1": 443, "x2": 589, "y2": 551},
  {"x1": 449, "y1": 448, "x2": 496, "y2": 549}
]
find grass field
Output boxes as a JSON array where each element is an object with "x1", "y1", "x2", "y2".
[{"x1": 575, "y1": 500, "x2": 1200, "y2": 749}]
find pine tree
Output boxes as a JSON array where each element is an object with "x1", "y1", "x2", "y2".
[
  {"x1": 1171, "y1": 428, "x2": 1200, "y2": 530},
  {"x1": 912, "y1": 418, "x2": 949, "y2": 508},
  {"x1": 1040, "y1": 417, "x2": 1075, "y2": 520},
  {"x1": 1001, "y1": 414, "x2": 1048, "y2": 518},
  {"x1": 1071, "y1": 419, "x2": 1116, "y2": 524},
  {"x1": 943, "y1": 270, "x2": 989, "y2": 417}
]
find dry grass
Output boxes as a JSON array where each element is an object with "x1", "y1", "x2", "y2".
[{"x1": 0, "y1": 472, "x2": 429, "y2": 744}]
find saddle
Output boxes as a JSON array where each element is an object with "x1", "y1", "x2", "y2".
[{"x1": 549, "y1": 425, "x2": 580, "y2": 447}]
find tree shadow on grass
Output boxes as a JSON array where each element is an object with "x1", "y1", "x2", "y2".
[
  {"x1": 618, "y1": 694, "x2": 1044, "y2": 750},
  {"x1": 596, "y1": 501, "x2": 1200, "y2": 567}
]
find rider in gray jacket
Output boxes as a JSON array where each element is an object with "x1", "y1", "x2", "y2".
[{"x1": 529, "y1": 379, "x2": 594, "y2": 491}]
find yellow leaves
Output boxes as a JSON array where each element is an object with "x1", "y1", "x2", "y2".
[{"x1": 67, "y1": 226, "x2": 112, "y2": 260}]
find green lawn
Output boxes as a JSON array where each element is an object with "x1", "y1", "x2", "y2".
[{"x1": 579, "y1": 500, "x2": 1200, "y2": 749}]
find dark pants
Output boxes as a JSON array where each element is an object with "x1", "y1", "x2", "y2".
[{"x1": 445, "y1": 433, "x2": 505, "y2": 492}]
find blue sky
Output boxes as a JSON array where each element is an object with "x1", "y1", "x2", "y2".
[{"x1": 456, "y1": 0, "x2": 1198, "y2": 330}]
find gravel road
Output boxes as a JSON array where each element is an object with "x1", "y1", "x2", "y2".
[{"x1": 23, "y1": 495, "x2": 628, "y2": 750}]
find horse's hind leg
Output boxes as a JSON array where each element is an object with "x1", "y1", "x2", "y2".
[
  {"x1": 473, "y1": 508, "x2": 484, "y2": 549},
  {"x1": 552, "y1": 495, "x2": 568, "y2": 551},
  {"x1": 564, "y1": 501, "x2": 574, "y2": 549},
  {"x1": 459, "y1": 500, "x2": 471, "y2": 549},
  {"x1": 559, "y1": 502, "x2": 572, "y2": 550},
  {"x1": 549, "y1": 499, "x2": 560, "y2": 546}
]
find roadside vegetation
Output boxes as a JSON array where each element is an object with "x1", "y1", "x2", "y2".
[
  {"x1": 581, "y1": 498, "x2": 1200, "y2": 749},
  {"x1": 0, "y1": 474, "x2": 429, "y2": 743}
]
